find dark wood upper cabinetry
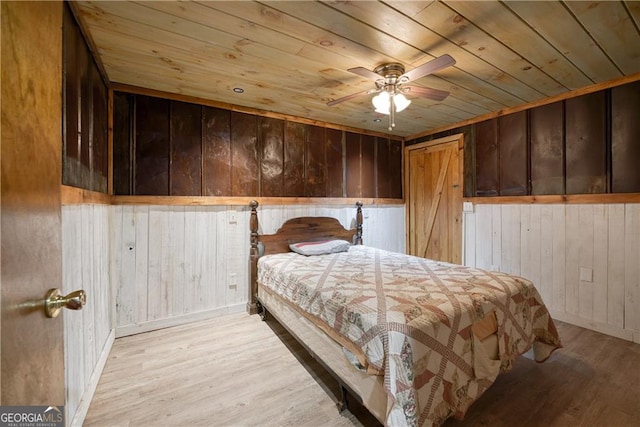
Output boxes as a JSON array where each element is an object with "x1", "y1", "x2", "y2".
[
  {"x1": 113, "y1": 92, "x2": 403, "y2": 199},
  {"x1": 63, "y1": 5, "x2": 108, "y2": 193},
  {"x1": 408, "y1": 79, "x2": 640, "y2": 197}
]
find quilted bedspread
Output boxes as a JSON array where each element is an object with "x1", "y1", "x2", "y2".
[{"x1": 257, "y1": 245, "x2": 562, "y2": 426}]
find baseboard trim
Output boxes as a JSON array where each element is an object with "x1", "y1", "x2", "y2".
[
  {"x1": 115, "y1": 304, "x2": 247, "y2": 338},
  {"x1": 549, "y1": 310, "x2": 639, "y2": 343},
  {"x1": 70, "y1": 329, "x2": 115, "y2": 427}
]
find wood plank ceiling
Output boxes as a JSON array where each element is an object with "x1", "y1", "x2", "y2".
[{"x1": 75, "y1": 1, "x2": 640, "y2": 138}]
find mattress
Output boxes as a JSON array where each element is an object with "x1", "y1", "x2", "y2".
[{"x1": 257, "y1": 245, "x2": 561, "y2": 426}]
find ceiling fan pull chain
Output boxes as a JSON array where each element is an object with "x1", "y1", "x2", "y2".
[{"x1": 389, "y1": 94, "x2": 395, "y2": 130}]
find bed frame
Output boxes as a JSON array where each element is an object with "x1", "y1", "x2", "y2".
[
  {"x1": 246, "y1": 200, "x2": 375, "y2": 417},
  {"x1": 246, "y1": 201, "x2": 502, "y2": 423},
  {"x1": 247, "y1": 200, "x2": 363, "y2": 315}
]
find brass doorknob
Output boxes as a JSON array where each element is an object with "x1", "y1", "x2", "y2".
[{"x1": 44, "y1": 288, "x2": 86, "y2": 318}]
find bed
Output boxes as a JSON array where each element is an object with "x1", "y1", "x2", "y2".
[{"x1": 247, "y1": 201, "x2": 562, "y2": 426}]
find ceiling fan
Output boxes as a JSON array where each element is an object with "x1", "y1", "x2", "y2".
[{"x1": 327, "y1": 54, "x2": 456, "y2": 130}]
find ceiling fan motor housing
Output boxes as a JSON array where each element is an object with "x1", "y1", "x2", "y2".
[{"x1": 374, "y1": 63, "x2": 409, "y2": 91}]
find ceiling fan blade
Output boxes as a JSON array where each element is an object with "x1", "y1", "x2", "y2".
[
  {"x1": 326, "y1": 88, "x2": 379, "y2": 107},
  {"x1": 401, "y1": 54, "x2": 456, "y2": 82},
  {"x1": 347, "y1": 66, "x2": 383, "y2": 81},
  {"x1": 405, "y1": 86, "x2": 450, "y2": 102}
]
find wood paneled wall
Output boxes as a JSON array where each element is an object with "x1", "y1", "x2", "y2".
[
  {"x1": 62, "y1": 204, "x2": 113, "y2": 425},
  {"x1": 111, "y1": 204, "x2": 405, "y2": 335},
  {"x1": 112, "y1": 92, "x2": 403, "y2": 200},
  {"x1": 463, "y1": 203, "x2": 640, "y2": 343},
  {"x1": 408, "y1": 80, "x2": 640, "y2": 198},
  {"x1": 63, "y1": 5, "x2": 109, "y2": 192}
]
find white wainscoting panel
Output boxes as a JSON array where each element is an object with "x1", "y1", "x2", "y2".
[
  {"x1": 463, "y1": 203, "x2": 640, "y2": 343},
  {"x1": 62, "y1": 204, "x2": 113, "y2": 426},
  {"x1": 111, "y1": 204, "x2": 405, "y2": 336}
]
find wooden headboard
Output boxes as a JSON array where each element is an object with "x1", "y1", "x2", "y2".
[{"x1": 247, "y1": 200, "x2": 363, "y2": 314}]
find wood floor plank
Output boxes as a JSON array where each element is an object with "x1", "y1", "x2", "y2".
[{"x1": 85, "y1": 313, "x2": 640, "y2": 427}]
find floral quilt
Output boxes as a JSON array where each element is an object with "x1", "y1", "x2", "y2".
[{"x1": 257, "y1": 245, "x2": 562, "y2": 426}]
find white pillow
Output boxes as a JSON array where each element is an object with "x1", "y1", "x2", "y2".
[{"x1": 289, "y1": 240, "x2": 351, "y2": 256}]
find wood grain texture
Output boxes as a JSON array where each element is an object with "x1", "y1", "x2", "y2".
[
  {"x1": 1, "y1": 0, "x2": 65, "y2": 406},
  {"x1": 376, "y1": 138, "x2": 391, "y2": 199},
  {"x1": 135, "y1": 95, "x2": 170, "y2": 195},
  {"x1": 63, "y1": 3, "x2": 109, "y2": 193},
  {"x1": 170, "y1": 100, "x2": 202, "y2": 196},
  {"x1": 389, "y1": 139, "x2": 403, "y2": 199},
  {"x1": 61, "y1": 185, "x2": 111, "y2": 205},
  {"x1": 260, "y1": 117, "x2": 285, "y2": 197},
  {"x1": 345, "y1": 132, "x2": 361, "y2": 198},
  {"x1": 611, "y1": 81, "x2": 640, "y2": 193},
  {"x1": 284, "y1": 121, "x2": 304, "y2": 197},
  {"x1": 259, "y1": 217, "x2": 357, "y2": 255},
  {"x1": 565, "y1": 91, "x2": 607, "y2": 194},
  {"x1": 360, "y1": 135, "x2": 375, "y2": 198},
  {"x1": 474, "y1": 119, "x2": 499, "y2": 196},
  {"x1": 113, "y1": 92, "x2": 403, "y2": 200},
  {"x1": 498, "y1": 111, "x2": 527, "y2": 196},
  {"x1": 112, "y1": 83, "x2": 404, "y2": 141},
  {"x1": 71, "y1": 1, "x2": 640, "y2": 137},
  {"x1": 463, "y1": 202, "x2": 640, "y2": 343},
  {"x1": 79, "y1": 31, "x2": 92, "y2": 190},
  {"x1": 530, "y1": 101, "x2": 564, "y2": 195},
  {"x1": 326, "y1": 128, "x2": 345, "y2": 198},
  {"x1": 305, "y1": 125, "x2": 327, "y2": 197},
  {"x1": 406, "y1": 73, "x2": 640, "y2": 142},
  {"x1": 110, "y1": 204, "x2": 405, "y2": 331},
  {"x1": 91, "y1": 58, "x2": 108, "y2": 193},
  {"x1": 112, "y1": 92, "x2": 132, "y2": 195},
  {"x1": 62, "y1": 205, "x2": 112, "y2": 424},
  {"x1": 422, "y1": 79, "x2": 640, "y2": 199},
  {"x1": 63, "y1": 5, "x2": 81, "y2": 188},
  {"x1": 406, "y1": 138, "x2": 462, "y2": 263},
  {"x1": 231, "y1": 111, "x2": 259, "y2": 196},
  {"x1": 111, "y1": 196, "x2": 406, "y2": 206},
  {"x1": 202, "y1": 106, "x2": 232, "y2": 196},
  {"x1": 84, "y1": 314, "x2": 640, "y2": 427}
]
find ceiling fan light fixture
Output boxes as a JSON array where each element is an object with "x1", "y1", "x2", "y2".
[
  {"x1": 372, "y1": 91, "x2": 390, "y2": 114},
  {"x1": 394, "y1": 93, "x2": 411, "y2": 112},
  {"x1": 372, "y1": 92, "x2": 411, "y2": 115}
]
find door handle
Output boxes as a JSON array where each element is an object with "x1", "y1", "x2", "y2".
[{"x1": 44, "y1": 288, "x2": 86, "y2": 318}]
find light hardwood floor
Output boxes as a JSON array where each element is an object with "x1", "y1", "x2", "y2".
[{"x1": 85, "y1": 313, "x2": 640, "y2": 426}]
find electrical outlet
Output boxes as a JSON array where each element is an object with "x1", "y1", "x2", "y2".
[
  {"x1": 229, "y1": 273, "x2": 238, "y2": 289},
  {"x1": 580, "y1": 267, "x2": 593, "y2": 283},
  {"x1": 228, "y1": 210, "x2": 237, "y2": 224}
]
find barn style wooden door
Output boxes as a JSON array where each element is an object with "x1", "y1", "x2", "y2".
[{"x1": 405, "y1": 135, "x2": 463, "y2": 264}]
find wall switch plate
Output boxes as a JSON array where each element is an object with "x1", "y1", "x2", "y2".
[
  {"x1": 580, "y1": 267, "x2": 593, "y2": 283},
  {"x1": 228, "y1": 211, "x2": 237, "y2": 224},
  {"x1": 463, "y1": 201, "x2": 474, "y2": 213},
  {"x1": 229, "y1": 273, "x2": 238, "y2": 289}
]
